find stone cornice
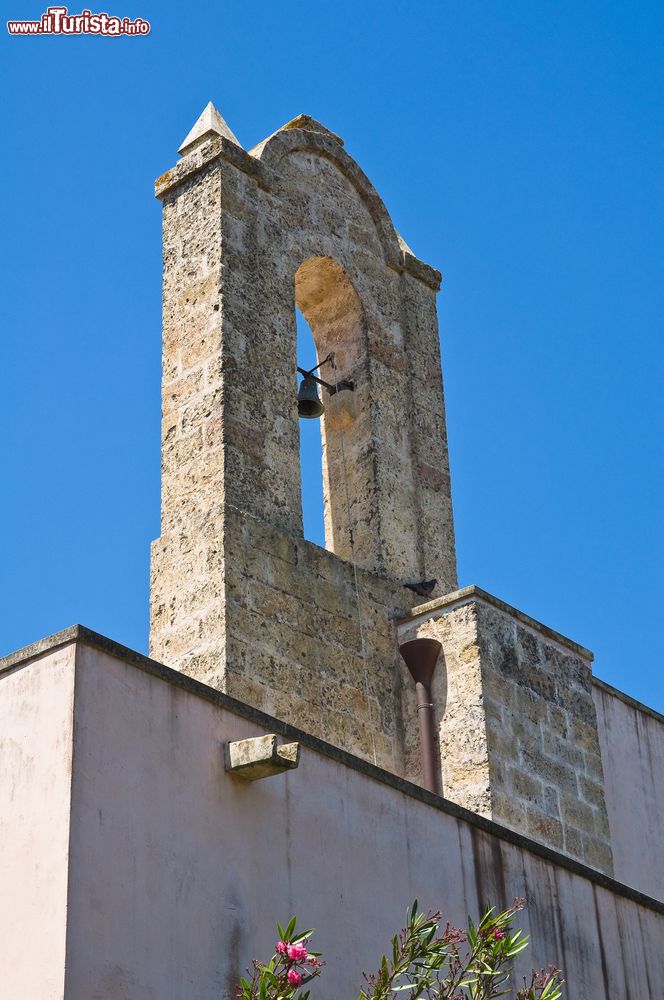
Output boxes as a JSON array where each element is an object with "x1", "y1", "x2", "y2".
[
  {"x1": 154, "y1": 134, "x2": 269, "y2": 200},
  {"x1": 396, "y1": 584, "x2": 594, "y2": 661}
]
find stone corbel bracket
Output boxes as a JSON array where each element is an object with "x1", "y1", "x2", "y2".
[{"x1": 224, "y1": 734, "x2": 300, "y2": 781}]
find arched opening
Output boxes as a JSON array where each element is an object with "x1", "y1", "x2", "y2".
[
  {"x1": 294, "y1": 257, "x2": 372, "y2": 565},
  {"x1": 297, "y1": 307, "x2": 325, "y2": 547}
]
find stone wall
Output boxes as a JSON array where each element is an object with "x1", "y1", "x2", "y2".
[
  {"x1": 397, "y1": 587, "x2": 614, "y2": 875},
  {"x1": 198, "y1": 505, "x2": 422, "y2": 775}
]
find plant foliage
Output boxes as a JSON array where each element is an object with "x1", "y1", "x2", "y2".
[{"x1": 237, "y1": 901, "x2": 564, "y2": 1000}]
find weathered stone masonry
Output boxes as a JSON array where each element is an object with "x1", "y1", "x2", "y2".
[
  {"x1": 150, "y1": 105, "x2": 614, "y2": 875},
  {"x1": 150, "y1": 110, "x2": 457, "y2": 783},
  {"x1": 397, "y1": 587, "x2": 614, "y2": 874}
]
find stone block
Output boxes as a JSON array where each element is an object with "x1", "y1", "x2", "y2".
[
  {"x1": 561, "y1": 796, "x2": 597, "y2": 836},
  {"x1": 224, "y1": 734, "x2": 300, "y2": 780},
  {"x1": 526, "y1": 806, "x2": 564, "y2": 850},
  {"x1": 508, "y1": 766, "x2": 543, "y2": 803}
]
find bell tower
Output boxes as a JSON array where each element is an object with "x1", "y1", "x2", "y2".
[{"x1": 149, "y1": 104, "x2": 457, "y2": 777}]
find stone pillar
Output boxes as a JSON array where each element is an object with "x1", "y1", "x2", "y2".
[{"x1": 397, "y1": 586, "x2": 614, "y2": 875}]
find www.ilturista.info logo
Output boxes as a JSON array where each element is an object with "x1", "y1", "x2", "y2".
[{"x1": 7, "y1": 6, "x2": 150, "y2": 34}]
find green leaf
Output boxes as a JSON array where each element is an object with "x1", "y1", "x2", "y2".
[
  {"x1": 285, "y1": 917, "x2": 297, "y2": 940},
  {"x1": 291, "y1": 929, "x2": 314, "y2": 944},
  {"x1": 540, "y1": 978, "x2": 563, "y2": 1000},
  {"x1": 458, "y1": 975, "x2": 478, "y2": 986}
]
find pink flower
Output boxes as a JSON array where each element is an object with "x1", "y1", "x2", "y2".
[
  {"x1": 287, "y1": 969, "x2": 302, "y2": 987},
  {"x1": 287, "y1": 943, "x2": 309, "y2": 962},
  {"x1": 488, "y1": 929, "x2": 506, "y2": 941},
  {"x1": 442, "y1": 925, "x2": 466, "y2": 945},
  {"x1": 276, "y1": 941, "x2": 289, "y2": 956}
]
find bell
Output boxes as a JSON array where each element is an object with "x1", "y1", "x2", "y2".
[{"x1": 297, "y1": 375, "x2": 324, "y2": 419}]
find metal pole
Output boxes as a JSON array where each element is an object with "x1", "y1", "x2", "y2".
[{"x1": 414, "y1": 678, "x2": 438, "y2": 794}]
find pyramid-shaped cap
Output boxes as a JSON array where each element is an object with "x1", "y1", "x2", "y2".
[{"x1": 178, "y1": 102, "x2": 241, "y2": 155}]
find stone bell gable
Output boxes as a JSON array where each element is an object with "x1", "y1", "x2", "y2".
[{"x1": 150, "y1": 107, "x2": 457, "y2": 778}]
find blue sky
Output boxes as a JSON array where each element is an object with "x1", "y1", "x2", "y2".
[{"x1": 2, "y1": 1, "x2": 662, "y2": 711}]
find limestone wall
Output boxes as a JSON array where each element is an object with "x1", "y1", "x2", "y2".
[
  {"x1": 220, "y1": 507, "x2": 419, "y2": 773},
  {"x1": 397, "y1": 587, "x2": 614, "y2": 875}
]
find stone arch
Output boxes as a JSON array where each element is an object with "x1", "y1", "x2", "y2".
[
  {"x1": 294, "y1": 256, "x2": 378, "y2": 565},
  {"x1": 254, "y1": 127, "x2": 403, "y2": 270}
]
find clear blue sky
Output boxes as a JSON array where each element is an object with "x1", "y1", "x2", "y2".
[{"x1": 2, "y1": 1, "x2": 662, "y2": 710}]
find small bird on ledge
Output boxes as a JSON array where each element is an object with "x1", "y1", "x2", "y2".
[{"x1": 405, "y1": 579, "x2": 437, "y2": 599}]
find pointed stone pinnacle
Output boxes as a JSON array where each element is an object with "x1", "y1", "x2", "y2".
[{"x1": 178, "y1": 102, "x2": 241, "y2": 156}]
